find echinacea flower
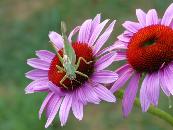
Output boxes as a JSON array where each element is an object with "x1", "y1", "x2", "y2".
[
  {"x1": 25, "y1": 14, "x2": 118, "y2": 127},
  {"x1": 108, "y1": 3, "x2": 173, "y2": 117}
]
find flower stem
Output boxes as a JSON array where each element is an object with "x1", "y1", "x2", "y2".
[{"x1": 115, "y1": 90, "x2": 173, "y2": 126}]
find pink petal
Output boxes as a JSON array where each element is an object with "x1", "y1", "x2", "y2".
[
  {"x1": 161, "y1": 3, "x2": 173, "y2": 26},
  {"x1": 136, "y1": 9, "x2": 146, "y2": 27},
  {"x1": 146, "y1": 9, "x2": 159, "y2": 26},
  {"x1": 122, "y1": 21, "x2": 141, "y2": 33},
  {"x1": 39, "y1": 92, "x2": 54, "y2": 119},
  {"x1": 117, "y1": 34, "x2": 130, "y2": 43},
  {"x1": 36, "y1": 50, "x2": 55, "y2": 63},
  {"x1": 27, "y1": 58, "x2": 50, "y2": 70},
  {"x1": 146, "y1": 72, "x2": 160, "y2": 106},
  {"x1": 77, "y1": 88, "x2": 87, "y2": 105},
  {"x1": 25, "y1": 78, "x2": 49, "y2": 94},
  {"x1": 48, "y1": 82, "x2": 64, "y2": 96},
  {"x1": 83, "y1": 83, "x2": 101, "y2": 104},
  {"x1": 77, "y1": 19, "x2": 92, "y2": 43},
  {"x1": 91, "y1": 14, "x2": 101, "y2": 32},
  {"x1": 94, "y1": 83, "x2": 116, "y2": 102},
  {"x1": 110, "y1": 68, "x2": 133, "y2": 93},
  {"x1": 95, "y1": 51, "x2": 117, "y2": 71},
  {"x1": 115, "y1": 51, "x2": 127, "y2": 61},
  {"x1": 72, "y1": 94, "x2": 83, "y2": 120},
  {"x1": 88, "y1": 19, "x2": 109, "y2": 46},
  {"x1": 68, "y1": 26, "x2": 80, "y2": 43},
  {"x1": 25, "y1": 69, "x2": 48, "y2": 80},
  {"x1": 159, "y1": 74, "x2": 171, "y2": 96},
  {"x1": 159, "y1": 69, "x2": 170, "y2": 96},
  {"x1": 122, "y1": 73, "x2": 140, "y2": 117},
  {"x1": 49, "y1": 31, "x2": 64, "y2": 49},
  {"x1": 59, "y1": 94, "x2": 73, "y2": 126},
  {"x1": 123, "y1": 30, "x2": 133, "y2": 37},
  {"x1": 93, "y1": 20, "x2": 116, "y2": 55},
  {"x1": 162, "y1": 66, "x2": 173, "y2": 95},
  {"x1": 140, "y1": 75, "x2": 150, "y2": 112},
  {"x1": 115, "y1": 64, "x2": 132, "y2": 75},
  {"x1": 92, "y1": 70, "x2": 118, "y2": 84},
  {"x1": 96, "y1": 41, "x2": 127, "y2": 57},
  {"x1": 45, "y1": 96, "x2": 62, "y2": 128}
]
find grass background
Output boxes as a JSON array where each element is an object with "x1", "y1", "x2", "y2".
[{"x1": 0, "y1": 0, "x2": 173, "y2": 130}]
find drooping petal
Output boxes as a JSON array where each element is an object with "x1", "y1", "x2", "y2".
[
  {"x1": 122, "y1": 73, "x2": 140, "y2": 117},
  {"x1": 36, "y1": 50, "x2": 55, "y2": 63},
  {"x1": 39, "y1": 92, "x2": 54, "y2": 119},
  {"x1": 136, "y1": 9, "x2": 146, "y2": 27},
  {"x1": 95, "y1": 51, "x2": 117, "y2": 71},
  {"x1": 146, "y1": 72, "x2": 160, "y2": 106},
  {"x1": 88, "y1": 19, "x2": 109, "y2": 46},
  {"x1": 162, "y1": 66, "x2": 173, "y2": 95},
  {"x1": 161, "y1": 3, "x2": 173, "y2": 26},
  {"x1": 146, "y1": 9, "x2": 159, "y2": 26},
  {"x1": 93, "y1": 20, "x2": 116, "y2": 55},
  {"x1": 45, "y1": 95, "x2": 62, "y2": 128},
  {"x1": 25, "y1": 78, "x2": 49, "y2": 93},
  {"x1": 94, "y1": 83, "x2": 116, "y2": 102},
  {"x1": 27, "y1": 58, "x2": 50, "y2": 70},
  {"x1": 92, "y1": 70, "x2": 118, "y2": 84},
  {"x1": 72, "y1": 94, "x2": 83, "y2": 120},
  {"x1": 110, "y1": 68, "x2": 134, "y2": 93},
  {"x1": 59, "y1": 94, "x2": 73, "y2": 126},
  {"x1": 159, "y1": 69, "x2": 170, "y2": 96},
  {"x1": 140, "y1": 75, "x2": 150, "y2": 112},
  {"x1": 68, "y1": 26, "x2": 80, "y2": 43},
  {"x1": 77, "y1": 19, "x2": 92, "y2": 43},
  {"x1": 25, "y1": 69, "x2": 48, "y2": 80},
  {"x1": 122, "y1": 21, "x2": 141, "y2": 33},
  {"x1": 83, "y1": 83, "x2": 101, "y2": 104},
  {"x1": 49, "y1": 31, "x2": 64, "y2": 49}
]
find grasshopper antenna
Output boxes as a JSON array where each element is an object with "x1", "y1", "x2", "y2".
[{"x1": 61, "y1": 21, "x2": 67, "y2": 38}]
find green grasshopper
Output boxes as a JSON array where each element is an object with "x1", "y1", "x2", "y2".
[{"x1": 51, "y1": 22, "x2": 93, "y2": 89}]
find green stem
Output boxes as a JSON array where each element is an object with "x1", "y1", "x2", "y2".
[{"x1": 115, "y1": 90, "x2": 173, "y2": 126}]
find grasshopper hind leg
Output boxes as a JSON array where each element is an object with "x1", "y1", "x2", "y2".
[{"x1": 60, "y1": 75, "x2": 68, "y2": 89}]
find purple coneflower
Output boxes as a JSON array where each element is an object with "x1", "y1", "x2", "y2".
[
  {"x1": 109, "y1": 3, "x2": 173, "y2": 117},
  {"x1": 25, "y1": 14, "x2": 118, "y2": 127}
]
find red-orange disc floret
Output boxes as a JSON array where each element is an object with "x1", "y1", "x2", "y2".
[
  {"x1": 127, "y1": 25, "x2": 173, "y2": 73},
  {"x1": 48, "y1": 42, "x2": 95, "y2": 91}
]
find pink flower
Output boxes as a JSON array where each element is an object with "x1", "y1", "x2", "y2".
[
  {"x1": 110, "y1": 3, "x2": 173, "y2": 117},
  {"x1": 25, "y1": 14, "x2": 118, "y2": 127}
]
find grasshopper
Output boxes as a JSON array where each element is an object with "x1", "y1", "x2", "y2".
[{"x1": 51, "y1": 22, "x2": 93, "y2": 89}]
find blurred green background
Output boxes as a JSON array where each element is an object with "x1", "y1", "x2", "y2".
[{"x1": 0, "y1": 0, "x2": 173, "y2": 130}]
